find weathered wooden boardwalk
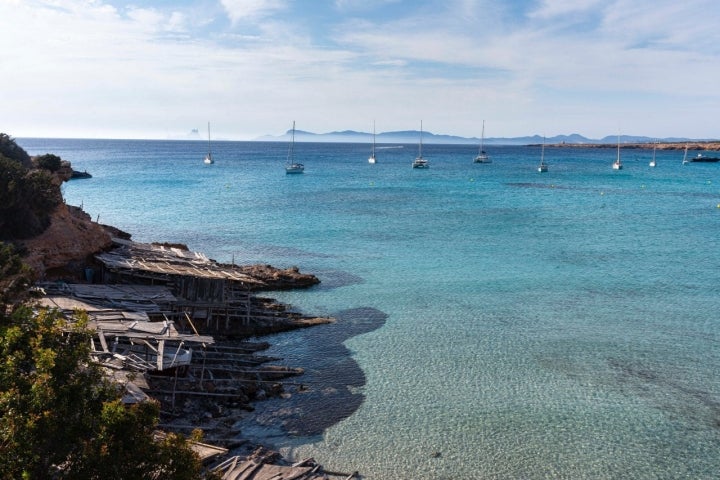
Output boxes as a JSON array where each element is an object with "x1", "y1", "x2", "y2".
[
  {"x1": 34, "y1": 240, "x2": 353, "y2": 478},
  {"x1": 212, "y1": 449, "x2": 358, "y2": 480}
]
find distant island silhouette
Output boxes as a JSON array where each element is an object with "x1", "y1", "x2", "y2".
[{"x1": 254, "y1": 129, "x2": 719, "y2": 146}]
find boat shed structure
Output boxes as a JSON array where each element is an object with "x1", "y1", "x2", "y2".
[{"x1": 94, "y1": 238, "x2": 264, "y2": 303}]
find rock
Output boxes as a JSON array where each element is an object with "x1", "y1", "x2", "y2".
[
  {"x1": 21, "y1": 204, "x2": 112, "y2": 279},
  {"x1": 235, "y1": 264, "x2": 321, "y2": 290}
]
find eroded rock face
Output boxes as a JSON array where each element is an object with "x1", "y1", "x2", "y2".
[
  {"x1": 21, "y1": 204, "x2": 112, "y2": 279},
  {"x1": 237, "y1": 264, "x2": 321, "y2": 290}
]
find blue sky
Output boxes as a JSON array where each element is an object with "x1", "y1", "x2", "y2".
[{"x1": 2, "y1": 0, "x2": 719, "y2": 140}]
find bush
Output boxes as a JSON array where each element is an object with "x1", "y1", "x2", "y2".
[
  {"x1": 0, "y1": 135, "x2": 64, "y2": 239},
  {"x1": 0, "y1": 242, "x2": 32, "y2": 306},
  {"x1": 34, "y1": 153, "x2": 63, "y2": 172},
  {"x1": 0, "y1": 132, "x2": 31, "y2": 168},
  {"x1": 0, "y1": 307, "x2": 206, "y2": 479},
  {"x1": 0, "y1": 155, "x2": 61, "y2": 240}
]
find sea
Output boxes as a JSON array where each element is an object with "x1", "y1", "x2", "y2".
[{"x1": 19, "y1": 138, "x2": 720, "y2": 479}]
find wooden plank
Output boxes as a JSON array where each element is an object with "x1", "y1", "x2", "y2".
[
  {"x1": 98, "y1": 332, "x2": 109, "y2": 352},
  {"x1": 145, "y1": 389, "x2": 246, "y2": 398}
]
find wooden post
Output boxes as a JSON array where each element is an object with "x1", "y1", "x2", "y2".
[
  {"x1": 245, "y1": 285, "x2": 251, "y2": 326},
  {"x1": 199, "y1": 348, "x2": 207, "y2": 391},
  {"x1": 172, "y1": 363, "x2": 179, "y2": 410}
]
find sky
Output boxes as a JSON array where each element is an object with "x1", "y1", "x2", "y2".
[{"x1": 1, "y1": 0, "x2": 719, "y2": 140}]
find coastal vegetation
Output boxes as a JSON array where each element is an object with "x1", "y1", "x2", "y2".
[
  {"x1": 0, "y1": 305, "x2": 207, "y2": 479},
  {"x1": 0, "y1": 242, "x2": 32, "y2": 307},
  {"x1": 0, "y1": 135, "x2": 61, "y2": 240},
  {"x1": 0, "y1": 133, "x2": 210, "y2": 479},
  {"x1": 0, "y1": 132, "x2": 31, "y2": 168},
  {"x1": 33, "y1": 152, "x2": 63, "y2": 172}
]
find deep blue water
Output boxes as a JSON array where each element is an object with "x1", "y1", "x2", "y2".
[{"x1": 20, "y1": 138, "x2": 720, "y2": 479}]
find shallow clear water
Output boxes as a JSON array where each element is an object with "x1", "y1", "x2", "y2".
[{"x1": 21, "y1": 138, "x2": 720, "y2": 478}]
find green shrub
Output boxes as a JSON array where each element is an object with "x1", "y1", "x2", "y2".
[
  {"x1": 0, "y1": 242, "x2": 32, "y2": 306},
  {"x1": 0, "y1": 133, "x2": 31, "y2": 168},
  {"x1": 0, "y1": 155, "x2": 61, "y2": 240},
  {"x1": 35, "y1": 153, "x2": 63, "y2": 172},
  {"x1": 0, "y1": 135, "x2": 63, "y2": 239},
  {"x1": 0, "y1": 307, "x2": 205, "y2": 479}
]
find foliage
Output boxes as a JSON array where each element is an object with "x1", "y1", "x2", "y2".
[
  {"x1": 0, "y1": 154, "x2": 61, "y2": 240},
  {"x1": 0, "y1": 133, "x2": 210, "y2": 478},
  {"x1": 0, "y1": 307, "x2": 206, "y2": 479},
  {"x1": 0, "y1": 307, "x2": 109, "y2": 477},
  {"x1": 66, "y1": 400, "x2": 205, "y2": 480},
  {"x1": 0, "y1": 242, "x2": 33, "y2": 307},
  {"x1": 0, "y1": 133, "x2": 31, "y2": 168},
  {"x1": 34, "y1": 153, "x2": 63, "y2": 172}
]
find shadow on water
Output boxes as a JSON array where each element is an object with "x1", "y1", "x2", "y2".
[
  {"x1": 241, "y1": 307, "x2": 387, "y2": 444},
  {"x1": 311, "y1": 269, "x2": 366, "y2": 291}
]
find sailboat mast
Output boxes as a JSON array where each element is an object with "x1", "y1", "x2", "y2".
[
  {"x1": 479, "y1": 120, "x2": 485, "y2": 155},
  {"x1": 419, "y1": 120, "x2": 423, "y2": 158},
  {"x1": 287, "y1": 120, "x2": 295, "y2": 164},
  {"x1": 372, "y1": 120, "x2": 376, "y2": 156},
  {"x1": 207, "y1": 121, "x2": 212, "y2": 157}
]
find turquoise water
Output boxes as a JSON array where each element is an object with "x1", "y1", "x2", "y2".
[{"x1": 21, "y1": 138, "x2": 720, "y2": 478}]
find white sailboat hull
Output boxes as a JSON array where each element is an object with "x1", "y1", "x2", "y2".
[
  {"x1": 412, "y1": 158, "x2": 429, "y2": 168},
  {"x1": 285, "y1": 164, "x2": 304, "y2": 174}
]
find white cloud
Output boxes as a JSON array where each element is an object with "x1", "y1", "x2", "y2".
[
  {"x1": 529, "y1": 0, "x2": 605, "y2": 19},
  {"x1": 2, "y1": 0, "x2": 720, "y2": 139},
  {"x1": 334, "y1": 0, "x2": 401, "y2": 10},
  {"x1": 220, "y1": 0, "x2": 286, "y2": 24}
]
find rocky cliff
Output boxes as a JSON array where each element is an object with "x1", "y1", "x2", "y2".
[{"x1": 21, "y1": 203, "x2": 112, "y2": 279}]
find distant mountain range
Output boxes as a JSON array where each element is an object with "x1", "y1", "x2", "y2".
[{"x1": 254, "y1": 130, "x2": 712, "y2": 145}]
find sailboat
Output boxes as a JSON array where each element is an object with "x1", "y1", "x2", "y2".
[
  {"x1": 285, "y1": 121, "x2": 304, "y2": 174},
  {"x1": 368, "y1": 121, "x2": 376, "y2": 164},
  {"x1": 682, "y1": 143, "x2": 689, "y2": 165},
  {"x1": 412, "y1": 121, "x2": 429, "y2": 168},
  {"x1": 474, "y1": 120, "x2": 491, "y2": 163},
  {"x1": 612, "y1": 134, "x2": 623, "y2": 170},
  {"x1": 538, "y1": 137, "x2": 548, "y2": 172},
  {"x1": 203, "y1": 122, "x2": 214, "y2": 164},
  {"x1": 649, "y1": 141, "x2": 657, "y2": 167}
]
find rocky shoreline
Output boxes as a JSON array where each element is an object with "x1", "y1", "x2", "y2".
[
  {"x1": 540, "y1": 141, "x2": 720, "y2": 151},
  {"x1": 18, "y1": 195, "x2": 366, "y2": 476}
]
